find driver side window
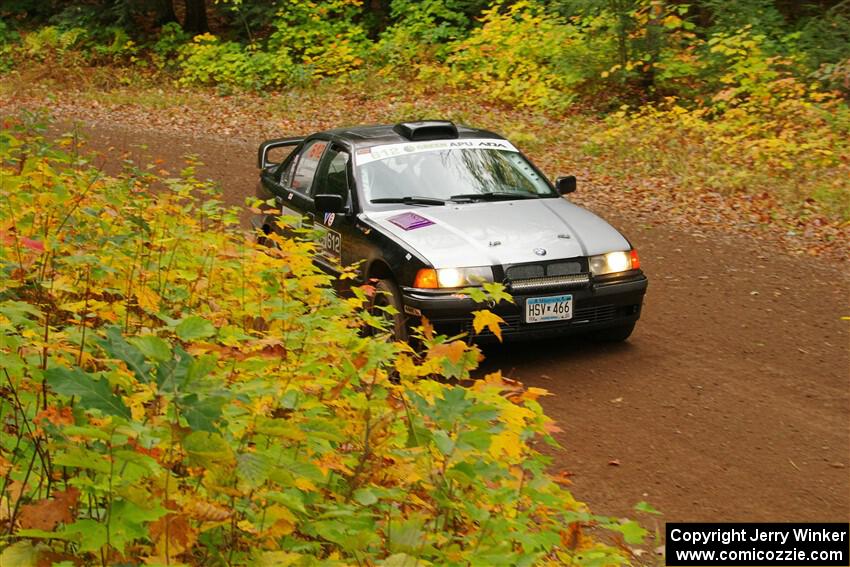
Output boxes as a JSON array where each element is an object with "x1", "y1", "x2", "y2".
[
  {"x1": 286, "y1": 140, "x2": 327, "y2": 194},
  {"x1": 313, "y1": 147, "x2": 351, "y2": 204}
]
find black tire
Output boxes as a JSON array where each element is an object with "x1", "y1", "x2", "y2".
[
  {"x1": 256, "y1": 221, "x2": 273, "y2": 247},
  {"x1": 371, "y1": 279, "x2": 409, "y2": 342},
  {"x1": 590, "y1": 322, "x2": 635, "y2": 342}
]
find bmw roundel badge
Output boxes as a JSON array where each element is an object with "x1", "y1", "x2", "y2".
[{"x1": 534, "y1": 248, "x2": 547, "y2": 256}]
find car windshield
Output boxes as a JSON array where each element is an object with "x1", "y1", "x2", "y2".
[{"x1": 356, "y1": 143, "x2": 555, "y2": 204}]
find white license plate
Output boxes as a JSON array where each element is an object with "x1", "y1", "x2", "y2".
[{"x1": 525, "y1": 294, "x2": 573, "y2": 323}]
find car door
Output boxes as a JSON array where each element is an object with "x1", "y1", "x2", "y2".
[
  {"x1": 310, "y1": 143, "x2": 362, "y2": 274},
  {"x1": 272, "y1": 138, "x2": 328, "y2": 228}
]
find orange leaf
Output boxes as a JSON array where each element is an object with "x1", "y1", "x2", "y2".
[
  {"x1": 561, "y1": 522, "x2": 583, "y2": 549},
  {"x1": 520, "y1": 387, "x2": 552, "y2": 402},
  {"x1": 420, "y1": 316, "x2": 434, "y2": 340},
  {"x1": 34, "y1": 406, "x2": 74, "y2": 428},
  {"x1": 428, "y1": 340, "x2": 467, "y2": 364},
  {"x1": 0, "y1": 455, "x2": 11, "y2": 477},
  {"x1": 149, "y1": 513, "x2": 197, "y2": 558},
  {"x1": 18, "y1": 487, "x2": 79, "y2": 531},
  {"x1": 552, "y1": 470, "x2": 574, "y2": 486}
]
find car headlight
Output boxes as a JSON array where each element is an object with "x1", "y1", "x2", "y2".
[
  {"x1": 413, "y1": 267, "x2": 494, "y2": 289},
  {"x1": 589, "y1": 250, "x2": 640, "y2": 276}
]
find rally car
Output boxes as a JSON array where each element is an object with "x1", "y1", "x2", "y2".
[{"x1": 254, "y1": 120, "x2": 647, "y2": 342}]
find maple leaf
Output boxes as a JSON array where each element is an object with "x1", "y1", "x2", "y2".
[
  {"x1": 428, "y1": 340, "x2": 467, "y2": 364},
  {"x1": 260, "y1": 505, "x2": 296, "y2": 538},
  {"x1": 471, "y1": 310, "x2": 506, "y2": 342},
  {"x1": 420, "y1": 316, "x2": 434, "y2": 340},
  {"x1": 18, "y1": 487, "x2": 79, "y2": 531},
  {"x1": 33, "y1": 406, "x2": 74, "y2": 427},
  {"x1": 394, "y1": 354, "x2": 420, "y2": 377},
  {"x1": 520, "y1": 386, "x2": 552, "y2": 402},
  {"x1": 149, "y1": 513, "x2": 197, "y2": 559},
  {"x1": 489, "y1": 430, "x2": 522, "y2": 461},
  {"x1": 134, "y1": 287, "x2": 160, "y2": 312}
]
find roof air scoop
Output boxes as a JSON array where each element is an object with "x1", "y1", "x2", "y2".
[{"x1": 393, "y1": 120, "x2": 459, "y2": 141}]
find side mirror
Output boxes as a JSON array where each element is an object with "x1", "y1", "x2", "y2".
[
  {"x1": 556, "y1": 175, "x2": 577, "y2": 195},
  {"x1": 314, "y1": 193, "x2": 346, "y2": 214}
]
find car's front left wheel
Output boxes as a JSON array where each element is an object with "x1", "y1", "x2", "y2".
[{"x1": 370, "y1": 279, "x2": 408, "y2": 342}]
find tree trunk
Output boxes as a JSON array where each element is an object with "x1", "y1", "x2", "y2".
[
  {"x1": 183, "y1": 0, "x2": 208, "y2": 34},
  {"x1": 641, "y1": 0, "x2": 664, "y2": 94},
  {"x1": 155, "y1": 0, "x2": 177, "y2": 26},
  {"x1": 610, "y1": 0, "x2": 632, "y2": 68},
  {"x1": 370, "y1": 0, "x2": 390, "y2": 33}
]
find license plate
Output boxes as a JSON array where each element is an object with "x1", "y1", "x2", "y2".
[{"x1": 525, "y1": 294, "x2": 573, "y2": 323}]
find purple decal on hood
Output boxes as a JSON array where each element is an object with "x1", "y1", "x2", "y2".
[{"x1": 388, "y1": 212, "x2": 434, "y2": 231}]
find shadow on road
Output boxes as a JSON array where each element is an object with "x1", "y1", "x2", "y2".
[{"x1": 477, "y1": 337, "x2": 633, "y2": 382}]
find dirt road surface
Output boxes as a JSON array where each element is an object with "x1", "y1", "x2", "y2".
[{"x1": 50, "y1": 122, "x2": 850, "y2": 524}]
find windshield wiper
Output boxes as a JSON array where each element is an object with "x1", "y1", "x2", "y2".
[
  {"x1": 371, "y1": 196, "x2": 447, "y2": 206},
  {"x1": 450, "y1": 192, "x2": 540, "y2": 202}
]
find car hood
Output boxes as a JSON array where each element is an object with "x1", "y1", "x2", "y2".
[{"x1": 363, "y1": 198, "x2": 630, "y2": 269}]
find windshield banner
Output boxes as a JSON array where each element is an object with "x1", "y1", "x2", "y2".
[{"x1": 355, "y1": 138, "x2": 519, "y2": 165}]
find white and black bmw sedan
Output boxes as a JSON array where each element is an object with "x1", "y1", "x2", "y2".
[{"x1": 255, "y1": 120, "x2": 647, "y2": 342}]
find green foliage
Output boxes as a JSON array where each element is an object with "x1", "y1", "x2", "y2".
[
  {"x1": 175, "y1": 0, "x2": 371, "y2": 89},
  {"x1": 444, "y1": 1, "x2": 581, "y2": 109},
  {"x1": 151, "y1": 21, "x2": 190, "y2": 70},
  {"x1": 698, "y1": 0, "x2": 786, "y2": 37},
  {"x1": 14, "y1": 24, "x2": 137, "y2": 67},
  {"x1": 797, "y1": 3, "x2": 850, "y2": 86},
  {"x1": 266, "y1": 0, "x2": 370, "y2": 79},
  {"x1": 176, "y1": 32, "x2": 293, "y2": 90},
  {"x1": 0, "y1": 119, "x2": 639, "y2": 564},
  {"x1": 375, "y1": 0, "x2": 484, "y2": 67},
  {"x1": 0, "y1": 20, "x2": 17, "y2": 72}
]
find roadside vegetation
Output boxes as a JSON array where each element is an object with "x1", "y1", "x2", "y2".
[
  {"x1": 1, "y1": 0, "x2": 849, "y2": 228},
  {"x1": 0, "y1": 117, "x2": 657, "y2": 564}
]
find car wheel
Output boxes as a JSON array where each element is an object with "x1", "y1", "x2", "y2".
[
  {"x1": 256, "y1": 222, "x2": 273, "y2": 247},
  {"x1": 590, "y1": 322, "x2": 635, "y2": 342},
  {"x1": 371, "y1": 279, "x2": 409, "y2": 342}
]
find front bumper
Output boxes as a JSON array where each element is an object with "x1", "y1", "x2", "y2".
[{"x1": 402, "y1": 274, "x2": 648, "y2": 342}]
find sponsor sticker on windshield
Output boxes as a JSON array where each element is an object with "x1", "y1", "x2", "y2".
[{"x1": 355, "y1": 138, "x2": 519, "y2": 165}]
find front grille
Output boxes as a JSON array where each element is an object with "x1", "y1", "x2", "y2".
[
  {"x1": 507, "y1": 273, "x2": 591, "y2": 293},
  {"x1": 505, "y1": 260, "x2": 582, "y2": 280}
]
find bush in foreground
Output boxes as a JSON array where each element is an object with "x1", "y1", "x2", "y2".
[{"x1": 0, "y1": 120, "x2": 647, "y2": 565}]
